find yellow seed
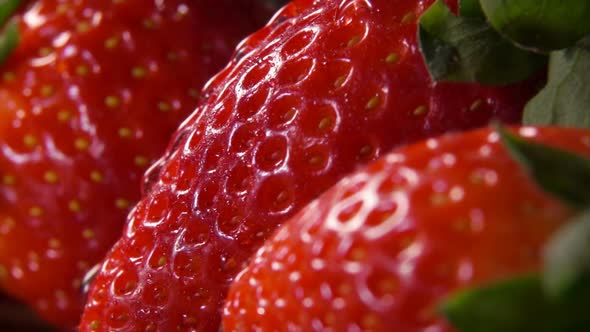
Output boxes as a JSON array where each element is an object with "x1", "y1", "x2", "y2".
[
  {"x1": 349, "y1": 247, "x2": 367, "y2": 261},
  {"x1": 48, "y1": 238, "x2": 61, "y2": 249},
  {"x1": 338, "y1": 283, "x2": 352, "y2": 295},
  {"x1": 90, "y1": 170, "x2": 103, "y2": 183},
  {"x1": 143, "y1": 19, "x2": 156, "y2": 29},
  {"x1": 57, "y1": 110, "x2": 72, "y2": 122},
  {"x1": 413, "y1": 105, "x2": 428, "y2": 116},
  {"x1": 308, "y1": 155, "x2": 321, "y2": 166},
  {"x1": 318, "y1": 117, "x2": 332, "y2": 131},
  {"x1": 134, "y1": 155, "x2": 148, "y2": 167},
  {"x1": 56, "y1": 4, "x2": 68, "y2": 13},
  {"x1": 359, "y1": 145, "x2": 372, "y2": 158},
  {"x1": 1, "y1": 217, "x2": 15, "y2": 230},
  {"x1": 333, "y1": 75, "x2": 346, "y2": 88},
  {"x1": 131, "y1": 66, "x2": 147, "y2": 78},
  {"x1": 76, "y1": 21, "x2": 91, "y2": 33},
  {"x1": 82, "y1": 228, "x2": 95, "y2": 239},
  {"x1": 24, "y1": 135, "x2": 37, "y2": 148},
  {"x1": 68, "y1": 200, "x2": 82, "y2": 212},
  {"x1": 2, "y1": 174, "x2": 15, "y2": 185},
  {"x1": 158, "y1": 101, "x2": 171, "y2": 112},
  {"x1": 43, "y1": 171, "x2": 59, "y2": 184},
  {"x1": 29, "y1": 206, "x2": 43, "y2": 217},
  {"x1": 39, "y1": 47, "x2": 52, "y2": 56},
  {"x1": 118, "y1": 127, "x2": 133, "y2": 138},
  {"x1": 385, "y1": 52, "x2": 399, "y2": 64},
  {"x1": 401, "y1": 12, "x2": 416, "y2": 24},
  {"x1": 347, "y1": 36, "x2": 361, "y2": 47},
  {"x1": 188, "y1": 89, "x2": 199, "y2": 99},
  {"x1": 89, "y1": 320, "x2": 100, "y2": 330},
  {"x1": 167, "y1": 52, "x2": 179, "y2": 61},
  {"x1": 430, "y1": 193, "x2": 448, "y2": 206},
  {"x1": 366, "y1": 95, "x2": 381, "y2": 110},
  {"x1": 77, "y1": 260, "x2": 89, "y2": 270},
  {"x1": 105, "y1": 96, "x2": 120, "y2": 108},
  {"x1": 201, "y1": 43, "x2": 212, "y2": 51},
  {"x1": 115, "y1": 198, "x2": 129, "y2": 209},
  {"x1": 41, "y1": 85, "x2": 54, "y2": 97},
  {"x1": 55, "y1": 289, "x2": 66, "y2": 300},
  {"x1": 105, "y1": 36, "x2": 119, "y2": 49},
  {"x1": 469, "y1": 99, "x2": 483, "y2": 111},
  {"x1": 157, "y1": 256, "x2": 166, "y2": 267},
  {"x1": 3, "y1": 71, "x2": 15, "y2": 82},
  {"x1": 76, "y1": 65, "x2": 89, "y2": 76},
  {"x1": 361, "y1": 313, "x2": 379, "y2": 328},
  {"x1": 74, "y1": 138, "x2": 90, "y2": 151}
]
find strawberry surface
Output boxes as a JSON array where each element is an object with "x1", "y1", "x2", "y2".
[
  {"x1": 223, "y1": 126, "x2": 584, "y2": 331},
  {"x1": 80, "y1": 0, "x2": 542, "y2": 330},
  {"x1": 0, "y1": 0, "x2": 270, "y2": 328}
]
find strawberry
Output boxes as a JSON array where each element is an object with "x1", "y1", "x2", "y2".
[
  {"x1": 79, "y1": 0, "x2": 542, "y2": 330},
  {"x1": 223, "y1": 126, "x2": 587, "y2": 331},
  {"x1": 0, "y1": 0, "x2": 271, "y2": 328}
]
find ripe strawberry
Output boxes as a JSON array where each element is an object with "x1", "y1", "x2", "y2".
[
  {"x1": 79, "y1": 0, "x2": 542, "y2": 330},
  {"x1": 223, "y1": 126, "x2": 585, "y2": 331},
  {"x1": 0, "y1": 0, "x2": 271, "y2": 328}
]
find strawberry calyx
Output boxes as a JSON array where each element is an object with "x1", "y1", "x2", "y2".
[
  {"x1": 523, "y1": 41, "x2": 590, "y2": 128},
  {"x1": 442, "y1": 126, "x2": 590, "y2": 332},
  {"x1": 419, "y1": 0, "x2": 590, "y2": 128},
  {"x1": 479, "y1": 0, "x2": 590, "y2": 52},
  {"x1": 0, "y1": 0, "x2": 20, "y2": 65},
  {"x1": 418, "y1": 0, "x2": 546, "y2": 85}
]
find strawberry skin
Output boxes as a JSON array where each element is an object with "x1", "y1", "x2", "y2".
[
  {"x1": 0, "y1": 0, "x2": 270, "y2": 328},
  {"x1": 223, "y1": 126, "x2": 585, "y2": 331},
  {"x1": 80, "y1": 0, "x2": 542, "y2": 330}
]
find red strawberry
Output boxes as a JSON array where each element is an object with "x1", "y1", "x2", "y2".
[
  {"x1": 0, "y1": 0, "x2": 270, "y2": 328},
  {"x1": 79, "y1": 0, "x2": 541, "y2": 330},
  {"x1": 223, "y1": 126, "x2": 585, "y2": 331}
]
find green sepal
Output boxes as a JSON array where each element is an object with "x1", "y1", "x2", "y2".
[
  {"x1": 523, "y1": 43, "x2": 590, "y2": 128},
  {"x1": 418, "y1": 0, "x2": 546, "y2": 85},
  {"x1": 441, "y1": 275, "x2": 589, "y2": 332},
  {"x1": 0, "y1": 20, "x2": 18, "y2": 65},
  {"x1": 480, "y1": 0, "x2": 590, "y2": 52},
  {"x1": 544, "y1": 210, "x2": 590, "y2": 302},
  {"x1": 497, "y1": 125, "x2": 590, "y2": 209},
  {"x1": 458, "y1": 0, "x2": 484, "y2": 18},
  {"x1": 0, "y1": 0, "x2": 20, "y2": 26}
]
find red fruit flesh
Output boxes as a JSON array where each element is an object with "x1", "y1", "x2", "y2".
[
  {"x1": 0, "y1": 0, "x2": 268, "y2": 328},
  {"x1": 224, "y1": 126, "x2": 584, "y2": 331},
  {"x1": 81, "y1": 0, "x2": 542, "y2": 330}
]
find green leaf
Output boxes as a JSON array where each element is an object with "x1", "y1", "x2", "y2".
[
  {"x1": 544, "y1": 210, "x2": 590, "y2": 302},
  {"x1": 523, "y1": 44, "x2": 590, "y2": 128},
  {"x1": 418, "y1": 0, "x2": 546, "y2": 85},
  {"x1": 497, "y1": 125, "x2": 590, "y2": 209},
  {"x1": 0, "y1": 0, "x2": 20, "y2": 27},
  {"x1": 0, "y1": 20, "x2": 18, "y2": 65},
  {"x1": 480, "y1": 0, "x2": 590, "y2": 52},
  {"x1": 459, "y1": 0, "x2": 484, "y2": 18},
  {"x1": 441, "y1": 275, "x2": 589, "y2": 332}
]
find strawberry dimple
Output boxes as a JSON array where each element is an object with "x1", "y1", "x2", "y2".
[
  {"x1": 224, "y1": 127, "x2": 587, "y2": 331},
  {"x1": 81, "y1": 0, "x2": 544, "y2": 330},
  {"x1": 0, "y1": 0, "x2": 270, "y2": 328}
]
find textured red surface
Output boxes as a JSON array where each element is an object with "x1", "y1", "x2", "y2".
[
  {"x1": 0, "y1": 0, "x2": 269, "y2": 328},
  {"x1": 224, "y1": 126, "x2": 581, "y2": 331},
  {"x1": 81, "y1": 0, "x2": 542, "y2": 330}
]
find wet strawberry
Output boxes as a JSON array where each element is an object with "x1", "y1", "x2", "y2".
[
  {"x1": 223, "y1": 126, "x2": 585, "y2": 331},
  {"x1": 79, "y1": 0, "x2": 541, "y2": 330},
  {"x1": 0, "y1": 0, "x2": 270, "y2": 328}
]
